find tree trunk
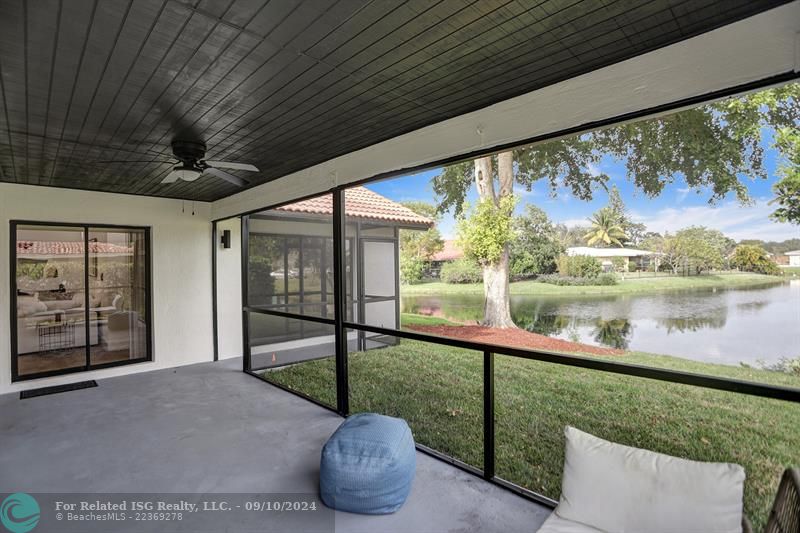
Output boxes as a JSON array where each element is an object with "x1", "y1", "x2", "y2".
[
  {"x1": 474, "y1": 153, "x2": 516, "y2": 328},
  {"x1": 482, "y1": 246, "x2": 515, "y2": 328},
  {"x1": 497, "y1": 151, "x2": 514, "y2": 197},
  {"x1": 474, "y1": 156, "x2": 495, "y2": 201}
]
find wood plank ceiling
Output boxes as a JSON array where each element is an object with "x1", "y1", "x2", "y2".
[{"x1": 0, "y1": 0, "x2": 790, "y2": 202}]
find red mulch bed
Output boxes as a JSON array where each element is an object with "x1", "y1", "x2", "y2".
[{"x1": 406, "y1": 324, "x2": 623, "y2": 356}]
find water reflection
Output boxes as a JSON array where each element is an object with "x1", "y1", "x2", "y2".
[
  {"x1": 658, "y1": 314, "x2": 727, "y2": 334},
  {"x1": 593, "y1": 318, "x2": 632, "y2": 350},
  {"x1": 401, "y1": 281, "x2": 799, "y2": 365}
]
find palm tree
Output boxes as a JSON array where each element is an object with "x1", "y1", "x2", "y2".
[{"x1": 584, "y1": 208, "x2": 628, "y2": 247}]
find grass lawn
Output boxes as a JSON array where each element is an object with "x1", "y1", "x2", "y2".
[
  {"x1": 263, "y1": 330, "x2": 799, "y2": 531},
  {"x1": 402, "y1": 272, "x2": 786, "y2": 296}
]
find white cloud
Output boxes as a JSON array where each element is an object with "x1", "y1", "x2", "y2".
[
  {"x1": 545, "y1": 190, "x2": 571, "y2": 204},
  {"x1": 586, "y1": 162, "x2": 601, "y2": 177},
  {"x1": 676, "y1": 187, "x2": 692, "y2": 203},
  {"x1": 630, "y1": 199, "x2": 800, "y2": 241},
  {"x1": 559, "y1": 217, "x2": 590, "y2": 227},
  {"x1": 517, "y1": 186, "x2": 540, "y2": 198}
]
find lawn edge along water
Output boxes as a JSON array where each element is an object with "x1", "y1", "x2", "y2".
[{"x1": 401, "y1": 273, "x2": 788, "y2": 296}]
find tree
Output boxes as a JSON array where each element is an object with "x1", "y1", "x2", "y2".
[
  {"x1": 248, "y1": 235, "x2": 278, "y2": 303},
  {"x1": 510, "y1": 205, "x2": 563, "y2": 278},
  {"x1": 584, "y1": 208, "x2": 628, "y2": 247},
  {"x1": 680, "y1": 226, "x2": 735, "y2": 261},
  {"x1": 730, "y1": 244, "x2": 781, "y2": 275},
  {"x1": 454, "y1": 177, "x2": 517, "y2": 328},
  {"x1": 607, "y1": 185, "x2": 627, "y2": 223},
  {"x1": 640, "y1": 232, "x2": 666, "y2": 271},
  {"x1": 398, "y1": 201, "x2": 444, "y2": 284},
  {"x1": 599, "y1": 185, "x2": 648, "y2": 246},
  {"x1": 770, "y1": 128, "x2": 800, "y2": 224},
  {"x1": 554, "y1": 223, "x2": 591, "y2": 248},
  {"x1": 661, "y1": 227, "x2": 727, "y2": 274},
  {"x1": 625, "y1": 222, "x2": 648, "y2": 247},
  {"x1": 433, "y1": 83, "x2": 798, "y2": 327},
  {"x1": 761, "y1": 238, "x2": 800, "y2": 254}
]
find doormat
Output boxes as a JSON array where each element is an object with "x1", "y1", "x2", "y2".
[{"x1": 20, "y1": 380, "x2": 98, "y2": 399}]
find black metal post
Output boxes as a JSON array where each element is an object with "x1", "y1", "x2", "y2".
[
  {"x1": 355, "y1": 222, "x2": 364, "y2": 351},
  {"x1": 211, "y1": 220, "x2": 218, "y2": 362},
  {"x1": 333, "y1": 190, "x2": 349, "y2": 416},
  {"x1": 84, "y1": 229, "x2": 91, "y2": 370},
  {"x1": 483, "y1": 350, "x2": 495, "y2": 480},
  {"x1": 241, "y1": 216, "x2": 250, "y2": 373},
  {"x1": 393, "y1": 226, "x2": 400, "y2": 331},
  {"x1": 10, "y1": 222, "x2": 18, "y2": 382}
]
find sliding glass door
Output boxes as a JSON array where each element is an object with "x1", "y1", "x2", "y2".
[
  {"x1": 14, "y1": 225, "x2": 89, "y2": 377},
  {"x1": 87, "y1": 228, "x2": 149, "y2": 365},
  {"x1": 11, "y1": 222, "x2": 152, "y2": 381}
]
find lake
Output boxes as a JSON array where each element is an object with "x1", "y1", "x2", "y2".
[{"x1": 401, "y1": 280, "x2": 800, "y2": 366}]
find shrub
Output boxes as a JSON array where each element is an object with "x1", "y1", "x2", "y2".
[
  {"x1": 556, "y1": 254, "x2": 602, "y2": 278},
  {"x1": 596, "y1": 273, "x2": 618, "y2": 285},
  {"x1": 611, "y1": 257, "x2": 627, "y2": 273},
  {"x1": 509, "y1": 240, "x2": 562, "y2": 280},
  {"x1": 248, "y1": 257, "x2": 275, "y2": 303},
  {"x1": 754, "y1": 356, "x2": 800, "y2": 376},
  {"x1": 537, "y1": 273, "x2": 618, "y2": 286},
  {"x1": 440, "y1": 258, "x2": 483, "y2": 284},
  {"x1": 17, "y1": 262, "x2": 45, "y2": 280},
  {"x1": 730, "y1": 244, "x2": 781, "y2": 275},
  {"x1": 400, "y1": 255, "x2": 426, "y2": 285}
]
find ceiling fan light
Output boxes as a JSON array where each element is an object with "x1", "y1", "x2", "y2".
[{"x1": 174, "y1": 167, "x2": 202, "y2": 181}]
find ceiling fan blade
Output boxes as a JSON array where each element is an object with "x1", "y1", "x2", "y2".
[
  {"x1": 205, "y1": 167, "x2": 249, "y2": 187},
  {"x1": 89, "y1": 159, "x2": 172, "y2": 164},
  {"x1": 161, "y1": 170, "x2": 181, "y2": 184},
  {"x1": 205, "y1": 160, "x2": 259, "y2": 172}
]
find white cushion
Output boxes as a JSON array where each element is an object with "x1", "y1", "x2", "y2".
[
  {"x1": 537, "y1": 513, "x2": 604, "y2": 533},
  {"x1": 556, "y1": 426, "x2": 745, "y2": 533}
]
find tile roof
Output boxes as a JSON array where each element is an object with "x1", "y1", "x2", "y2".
[
  {"x1": 275, "y1": 187, "x2": 433, "y2": 227},
  {"x1": 566, "y1": 246, "x2": 656, "y2": 257},
  {"x1": 432, "y1": 240, "x2": 464, "y2": 262},
  {"x1": 16, "y1": 241, "x2": 133, "y2": 256}
]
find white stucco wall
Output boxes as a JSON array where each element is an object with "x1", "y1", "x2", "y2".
[
  {"x1": 215, "y1": 217, "x2": 242, "y2": 360},
  {"x1": 0, "y1": 183, "x2": 214, "y2": 393},
  {"x1": 211, "y1": 2, "x2": 800, "y2": 221}
]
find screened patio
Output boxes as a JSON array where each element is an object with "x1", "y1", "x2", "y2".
[{"x1": 1, "y1": 1, "x2": 799, "y2": 532}]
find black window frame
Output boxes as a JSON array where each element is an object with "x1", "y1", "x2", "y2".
[
  {"x1": 246, "y1": 232, "x2": 355, "y2": 319},
  {"x1": 10, "y1": 220, "x2": 154, "y2": 382}
]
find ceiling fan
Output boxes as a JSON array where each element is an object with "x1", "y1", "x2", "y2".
[
  {"x1": 92, "y1": 140, "x2": 259, "y2": 187},
  {"x1": 161, "y1": 140, "x2": 258, "y2": 187}
]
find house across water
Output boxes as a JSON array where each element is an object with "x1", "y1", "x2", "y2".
[{"x1": 565, "y1": 247, "x2": 658, "y2": 272}]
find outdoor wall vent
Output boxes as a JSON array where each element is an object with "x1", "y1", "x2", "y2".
[{"x1": 221, "y1": 229, "x2": 231, "y2": 249}]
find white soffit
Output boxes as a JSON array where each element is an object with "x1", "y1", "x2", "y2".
[{"x1": 212, "y1": 1, "x2": 800, "y2": 221}]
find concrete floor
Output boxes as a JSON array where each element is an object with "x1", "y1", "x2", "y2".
[{"x1": 0, "y1": 358, "x2": 550, "y2": 532}]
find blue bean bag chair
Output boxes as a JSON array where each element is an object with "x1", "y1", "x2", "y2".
[{"x1": 320, "y1": 413, "x2": 416, "y2": 514}]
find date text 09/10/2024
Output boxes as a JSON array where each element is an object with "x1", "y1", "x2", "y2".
[{"x1": 53, "y1": 500, "x2": 319, "y2": 512}]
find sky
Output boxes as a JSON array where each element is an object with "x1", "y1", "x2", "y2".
[{"x1": 365, "y1": 139, "x2": 800, "y2": 243}]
